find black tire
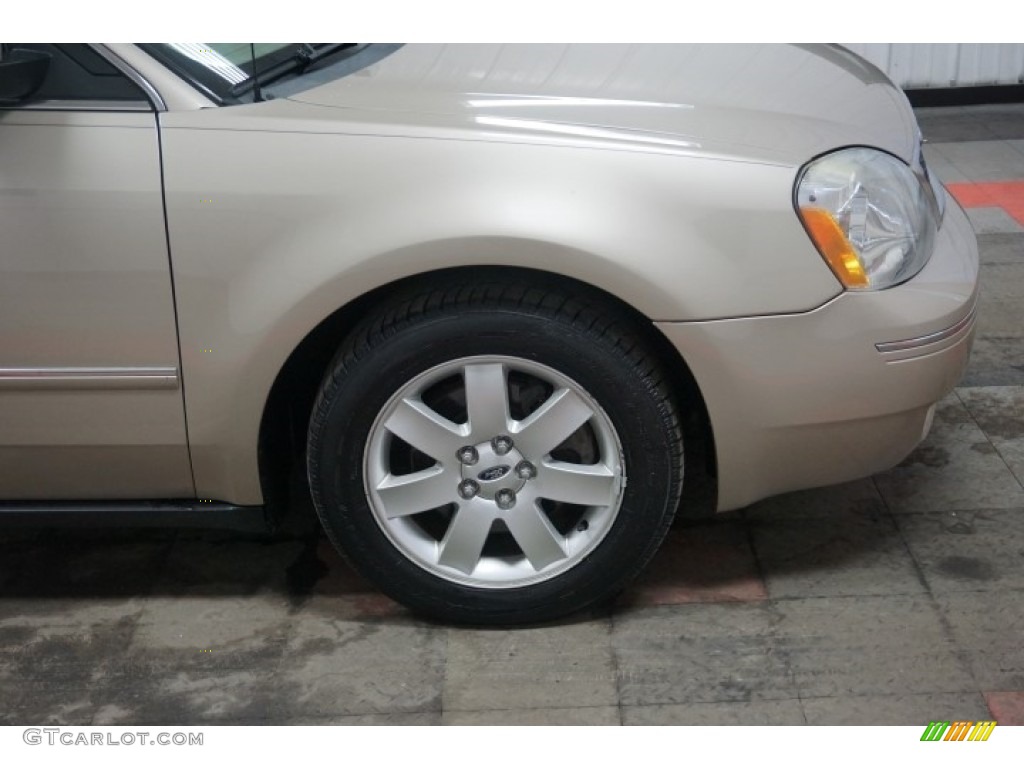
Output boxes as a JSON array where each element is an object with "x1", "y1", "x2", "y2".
[{"x1": 307, "y1": 277, "x2": 683, "y2": 624}]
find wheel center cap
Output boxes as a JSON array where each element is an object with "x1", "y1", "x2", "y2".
[
  {"x1": 477, "y1": 465, "x2": 511, "y2": 482},
  {"x1": 462, "y1": 442, "x2": 527, "y2": 500}
]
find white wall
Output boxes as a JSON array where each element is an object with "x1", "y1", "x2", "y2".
[{"x1": 842, "y1": 44, "x2": 1024, "y2": 89}]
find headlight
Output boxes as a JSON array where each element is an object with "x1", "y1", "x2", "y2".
[{"x1": 795, "y1": 147, "x2": 938, "y2": 291}]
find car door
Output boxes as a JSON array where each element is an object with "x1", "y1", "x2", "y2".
[{"x1": 0, "y1": 44, "x2": 193, "y2": 499}]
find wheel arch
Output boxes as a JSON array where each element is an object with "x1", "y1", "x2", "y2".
[{"x1": 256, "y1": 266, "x2": 717, "y2": 525}]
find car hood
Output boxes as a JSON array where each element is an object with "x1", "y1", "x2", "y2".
[{"x1": 282, "y1": 43, "x2": 919, "y2": 166}]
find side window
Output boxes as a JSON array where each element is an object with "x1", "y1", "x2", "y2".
[{"x1": 9, "y1": 44, "x2": 149, "y2": 106}]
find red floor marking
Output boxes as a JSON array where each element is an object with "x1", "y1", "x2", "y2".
[
  {"x1": 984, "y1": 691, "x2": 1024, "y2": 726},
  {"x1": 946, "y1": 181, "x2": 1024, "y2": 225},
  {"x1": 623, "y1": 527, "x2": 768, "y2": 607}
]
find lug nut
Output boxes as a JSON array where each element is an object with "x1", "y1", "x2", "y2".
[
  {"x1": 515, "y1": 460, "x2": 536, "y2": 480},
  {"x1": 495, "y1": 489, "x2": 516, "y2": 510},
  {"x1": 458, "y1": 479, "x2": 480, "y2": 499},
  {"x1": 492, "y1": 435, "x2": 513, "y2": 455},
  {"x1": 457, "y1": 445, "x2": 479, "y2": 466}
]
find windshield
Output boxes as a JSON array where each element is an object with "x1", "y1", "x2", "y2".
[{"x1": 138, "y1": 43, "x2": 396, "y2": 104}]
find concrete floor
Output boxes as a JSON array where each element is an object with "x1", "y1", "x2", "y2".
[{"x1": 2, "y1": 105, "x2": 1024, "y2": 727}]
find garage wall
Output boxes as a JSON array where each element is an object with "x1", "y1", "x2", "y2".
[{"x1": 842, "y1": 44, "x2": 1024, "y2": 89}]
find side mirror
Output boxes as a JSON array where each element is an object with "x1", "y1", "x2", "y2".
[{"x1": 0, "y1": 48, "x2": 51, "y2": 106}]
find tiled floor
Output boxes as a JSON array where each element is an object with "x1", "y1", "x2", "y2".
[{"x1": 2, "y1": 105, "x2": 1024, "y2": 726}]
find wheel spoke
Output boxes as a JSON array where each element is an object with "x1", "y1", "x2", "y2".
[
  {"x1": 384, "y1": 397, "x2": 466, "y2": 462},
  {"x1": 437, "y1": 499, "x2": 495, "y2": 574},
  {"x1": 537, "y1": 461, "x2": 618, "y2": 507},
  {"x1": 512, "y1": 388, "x2": 593, "y2": 458},
  {"x1": 504, "y1": 501, "x2": 567, "y2": 571},
  {"x1": 464, "y1": 362, "x2": 511, "y2": 439},
  {"x1": 375, "y1": 466, "x2": 453, "y2": 518}
]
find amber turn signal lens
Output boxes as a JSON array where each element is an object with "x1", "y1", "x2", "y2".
[{"x1": 799, "y1": 206, "x2": 869, "y2": 289}]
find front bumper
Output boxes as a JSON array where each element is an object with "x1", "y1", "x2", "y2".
[{"x1": 657, "y1": 194, "x2": 979, "y2": 511}]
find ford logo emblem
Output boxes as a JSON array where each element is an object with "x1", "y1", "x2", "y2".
[{"x1": 477, "y1": 465, "x2": 511, "y2": 482}]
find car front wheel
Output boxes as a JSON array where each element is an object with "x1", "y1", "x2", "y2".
[{"x1": 306, "y1": 278, "x2": 683, "y2": 624}]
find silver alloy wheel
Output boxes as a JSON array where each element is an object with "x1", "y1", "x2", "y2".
[{"x1": 364, "y1": 356, "x2": 625, "y2": 588}]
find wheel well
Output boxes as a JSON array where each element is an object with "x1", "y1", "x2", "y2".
[{"x1": 257, "y1": 267, "x2": 717, "y2": 527}]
